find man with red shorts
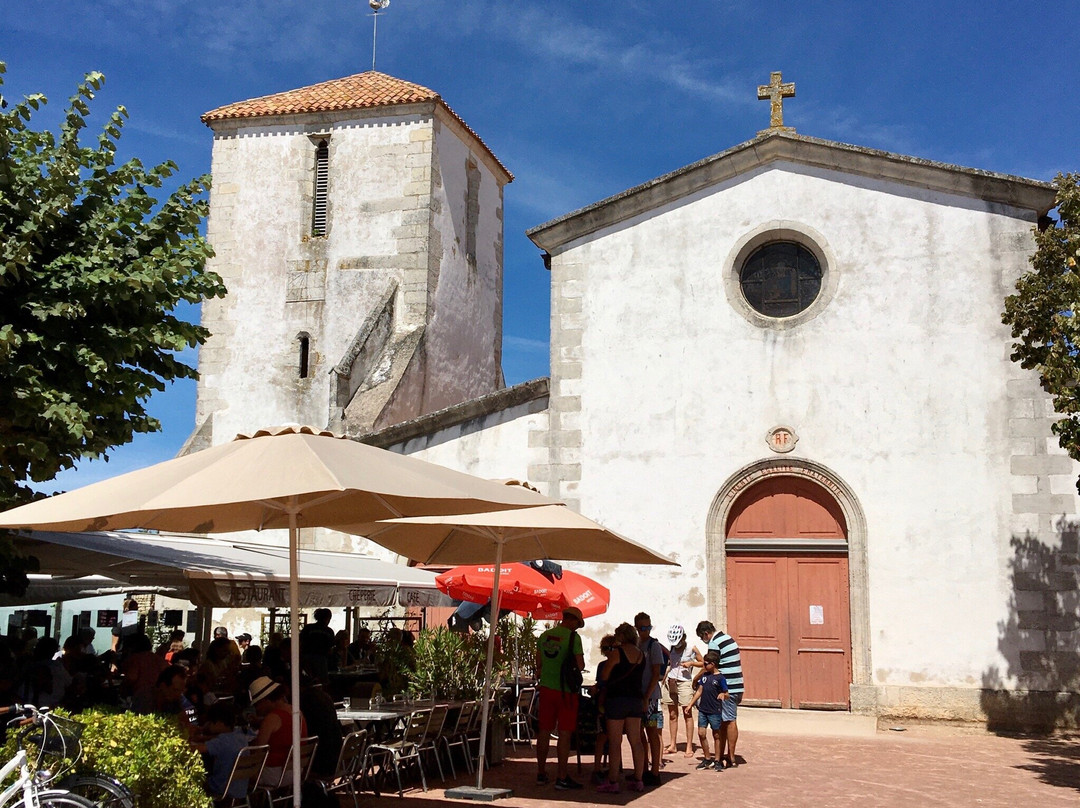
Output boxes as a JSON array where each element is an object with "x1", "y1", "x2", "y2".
[{"x1": 534, "y1": 606, "x2": 585, "y2": 790}]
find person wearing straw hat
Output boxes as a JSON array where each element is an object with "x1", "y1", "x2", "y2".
[
  {"x1": 534, "y1": 607, "x2": 585, "y2": 790},
  {"x1": 250, "y1": 676, "x2": 307, "y2": 785}
]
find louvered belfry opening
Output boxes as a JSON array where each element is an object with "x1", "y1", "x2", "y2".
[{"x1": 312, "y1": 140, "x2": 329, "y2": 236}]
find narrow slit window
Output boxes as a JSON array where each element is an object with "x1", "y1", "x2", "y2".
[
  {"x1": 312, "y1": 140, "x2": 329, "y2": 236},
  {"x1": 298, "y1": 334, "x2": 310, "y2": 378}
]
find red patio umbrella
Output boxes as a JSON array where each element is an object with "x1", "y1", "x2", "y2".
[
  {"x1": 438, "y1": 563, "x2": 610, "y2": 619},
  {"x1": 436, "y1": 563, "x2": 562, "y2": 613},
  {"x1": 519, "y1": 568, "x2": 610, "y2": 620}
]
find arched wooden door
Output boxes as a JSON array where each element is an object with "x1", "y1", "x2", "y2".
[{"x1": 725, "y1": 476, "x2": 851, "y2": 710}]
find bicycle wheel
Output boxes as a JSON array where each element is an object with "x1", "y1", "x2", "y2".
[
  {"x1": 54, "y1": 775, "x2": 135, "y2": 808},
  {"x1": 35, "y1": 790, "x2": 98, "y2": 808}
]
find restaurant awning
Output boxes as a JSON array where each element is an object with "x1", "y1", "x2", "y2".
[{"x1": 3, "y1": 530, "x2": 453, "y2": 609}]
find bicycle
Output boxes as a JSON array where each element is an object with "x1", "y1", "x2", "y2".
[
  {"x1": 0, "y1": 705, "x2": 133, "y2": 808},
  {"x1": 0, "y1": 704, "x2": 94, "y2": 808}
]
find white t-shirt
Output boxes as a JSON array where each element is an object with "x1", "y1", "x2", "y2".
[{"x1": 666, "y1": 642, "x2": 705, "y2": 682}]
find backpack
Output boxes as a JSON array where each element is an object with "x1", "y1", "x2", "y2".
[{"x1": 560, "y1": 630, "x2": 583, "y2": 692}]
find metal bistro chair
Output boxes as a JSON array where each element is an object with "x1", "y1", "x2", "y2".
[
  {"x1": 465, "y1": 698, "x2": 497, "y2": 770},
  {"x1": 258, "y1": 736, "x2": 319, "y2": 808},
  {"x1": 416, "y1": 704, "x2": 450, "y2": 784},
  {"x1": 441, "y1": 700, "x2": 477, "y2": 776},
  {"x1": 361, "y1": 707, "x2": 431, "y2": 797},
  {"x1": 213, "y1": 744, "x2": 269, "y2": 808},
  {"x1": 309, "y1": 729, "x2": 368, "y2": 808},
  {"x1": 507, "y1": 687, "x2": 536, "y2": 747}
]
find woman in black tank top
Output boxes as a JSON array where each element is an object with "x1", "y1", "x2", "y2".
[{"x1": 596, "y1": 623, "x2": 646, "y2": 792}]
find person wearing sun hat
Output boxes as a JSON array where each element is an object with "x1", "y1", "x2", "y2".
[
  {"x1": 249, "y1": 676, "x2": 307, "y2": 785},
  {"x1": 534, "y1": 606, "x2": 585, "y2": 790}
]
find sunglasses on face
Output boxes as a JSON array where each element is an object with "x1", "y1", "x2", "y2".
[
  {"x1": 636, "y1": 625, "x2": 652, "y2": 631},
  {"x1": 600, "y1": 645, "x2": 614, "y2": 652}
]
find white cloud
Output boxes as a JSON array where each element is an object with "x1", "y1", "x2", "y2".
[
  {"x1": 407, "y1": 1, "x2": 746, "y2": 107},
  {"x1": 504, "y1": 335, "x2": 549, "y2": 354}
]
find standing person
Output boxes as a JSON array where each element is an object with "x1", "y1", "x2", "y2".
[
  {"x1": 695, "y1": 620, "x2": 744, "y2": 768},
  {"x1": 299, "y1": 608, "x2": 335, "y2": 684},
  {"x1": 635, "y1": 613, "x2": 665, "y2": 786},
  {"x1": 589, "y1": 634, "x2": 616, "y2": 785},
  {"x1": 534, "y1": 607, "x2": 585, "y2": 791},
  {"x1": 684, "y1": 652, "x2": 728, "y2": 771},
  {"x1": 662, "y1": 624, "x2": 703, "y2": 757},
  {"x1": 122, "y1": 633, "x2": 168, "y2": 713},
  {"x1": 299, "y1": 675, "x2": 343, "y2": 778},
  {"x1": 111, "y1": 599, "x2": 141, "y2": 659},
  {"x1": 595, "y1": 623, "x2": 646, "y2": 793}
]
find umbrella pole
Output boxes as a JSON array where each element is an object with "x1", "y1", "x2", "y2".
[
  {"x1": 289, "y1": 507, "x2": 302, "y2": 808},
  {"x1": 474, "y1": 538, "x2": 503, "y2": 790}
]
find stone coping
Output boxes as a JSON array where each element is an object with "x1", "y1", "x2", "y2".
[
  {"x1": 357, "y1": 377, "x2": 550, "y2": 449},
  {"x1": 527, "y1": 131, "x2": 1056, "y2": 252}
]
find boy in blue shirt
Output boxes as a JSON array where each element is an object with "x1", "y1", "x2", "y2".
[
  {"x1": 684, "y1": 652, "x2": 728, "y2": 772},
  {"x1": 193, "y1": 701, "x2": 253, "y2": 799}
]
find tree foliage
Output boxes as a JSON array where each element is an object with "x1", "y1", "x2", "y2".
[
  {"x1": 0, "y1": 62, "x2": 226, "y2": 512},
  {"x1": 1003, "y1": 173, "x2": 1080, "y2": 488}
]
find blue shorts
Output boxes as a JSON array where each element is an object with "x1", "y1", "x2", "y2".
[
  {"x1": 698, "y1": 712, "x2": 722, "y2": 730},
  {"x1": 721, "y1": 692, "x2": 742, "y2": 722}
]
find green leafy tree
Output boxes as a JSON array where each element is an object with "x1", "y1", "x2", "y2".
[
  {"x1": 1003, "y1": 173, "x2": 1080, "y2": 488},
  {"x1": 0, "y1": 62, "x2": 225, "y2": 508}
]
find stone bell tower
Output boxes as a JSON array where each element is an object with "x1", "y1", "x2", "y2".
[{"x1": 186, "y1": 71, "x2": 511, "y2": 453}]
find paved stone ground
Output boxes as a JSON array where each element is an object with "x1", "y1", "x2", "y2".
[{"x1": 386, "y1": 728, "x2": 1080, "y2": 808}]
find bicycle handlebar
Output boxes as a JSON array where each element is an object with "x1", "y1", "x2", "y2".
[{"x1": 2, "y1": 704, "x2": 36, "y2": 725}]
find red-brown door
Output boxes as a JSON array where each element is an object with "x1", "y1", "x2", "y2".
[{"x1": 725, "y1": 478, "x2": 851, "y2": 710}]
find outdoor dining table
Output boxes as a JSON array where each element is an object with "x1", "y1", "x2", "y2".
[
  {"x1": 338, "y1": 707, "x2": 411, "y2": 723},
  {"x1": 338, "y1": 705, "x2": 413, "y2": 741}
]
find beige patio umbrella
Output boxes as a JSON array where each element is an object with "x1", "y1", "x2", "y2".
[
  {"x1": 358, "y1": 503, "x2": 676, "y2": 797},
  {"x1": 0, "y1": 425, "x2": 554, "y2": 806}
]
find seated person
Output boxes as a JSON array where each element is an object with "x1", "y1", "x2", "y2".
[
  {"x1": 198, "y1": 638, "x2": 240, "y2": 697},
  {"x1": 157, "y1": 630, "x2": 186, "y2": 661},
  {"x1": 249, "y1": 676, "x2": 307, "y2": 785},
  {"x1": 17, "y1": 637, "x2": 71, "y2": 709},
  {"x1": 153, "y1": 665, "x2": 190, "y2": 715},
  {"x1": 192, "y1": 701, "x2": 251, "y2": 800},
  {"x1": 78, "y1": 628, "x2": 98, "y2": 656}
]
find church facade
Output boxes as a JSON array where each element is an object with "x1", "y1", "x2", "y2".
[{"x1": 194, "y1": 71, "x2": 1079, "y2": 726}]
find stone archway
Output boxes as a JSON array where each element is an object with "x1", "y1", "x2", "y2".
[{"x1": 706, "y1": 458, "x2": 873, "y2": 706}]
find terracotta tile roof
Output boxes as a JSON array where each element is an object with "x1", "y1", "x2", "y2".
[{"x1": 202, "y1": 71, "x2": 511, "y2": 180}]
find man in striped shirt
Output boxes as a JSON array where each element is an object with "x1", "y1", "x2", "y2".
[{"x1": 695, "y1": 621, "x2": 743, "y2": 769}]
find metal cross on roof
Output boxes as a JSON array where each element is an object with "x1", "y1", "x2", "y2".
[{"x1": 757, "y1": 71, "x2": 796, "y2": 134}]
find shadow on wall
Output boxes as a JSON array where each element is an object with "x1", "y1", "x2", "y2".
[{"x1": 982, "y1": 519, "x2": 1080, "y2": 734}]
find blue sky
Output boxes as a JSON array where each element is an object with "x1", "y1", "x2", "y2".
[{"x1": 3, "y1": 0, "x2": 1078, "y2": 492}]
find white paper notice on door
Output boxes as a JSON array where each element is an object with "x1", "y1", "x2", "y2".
[{"x1": 809, "y1": 605, "x2": 824, "y2": 625}]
